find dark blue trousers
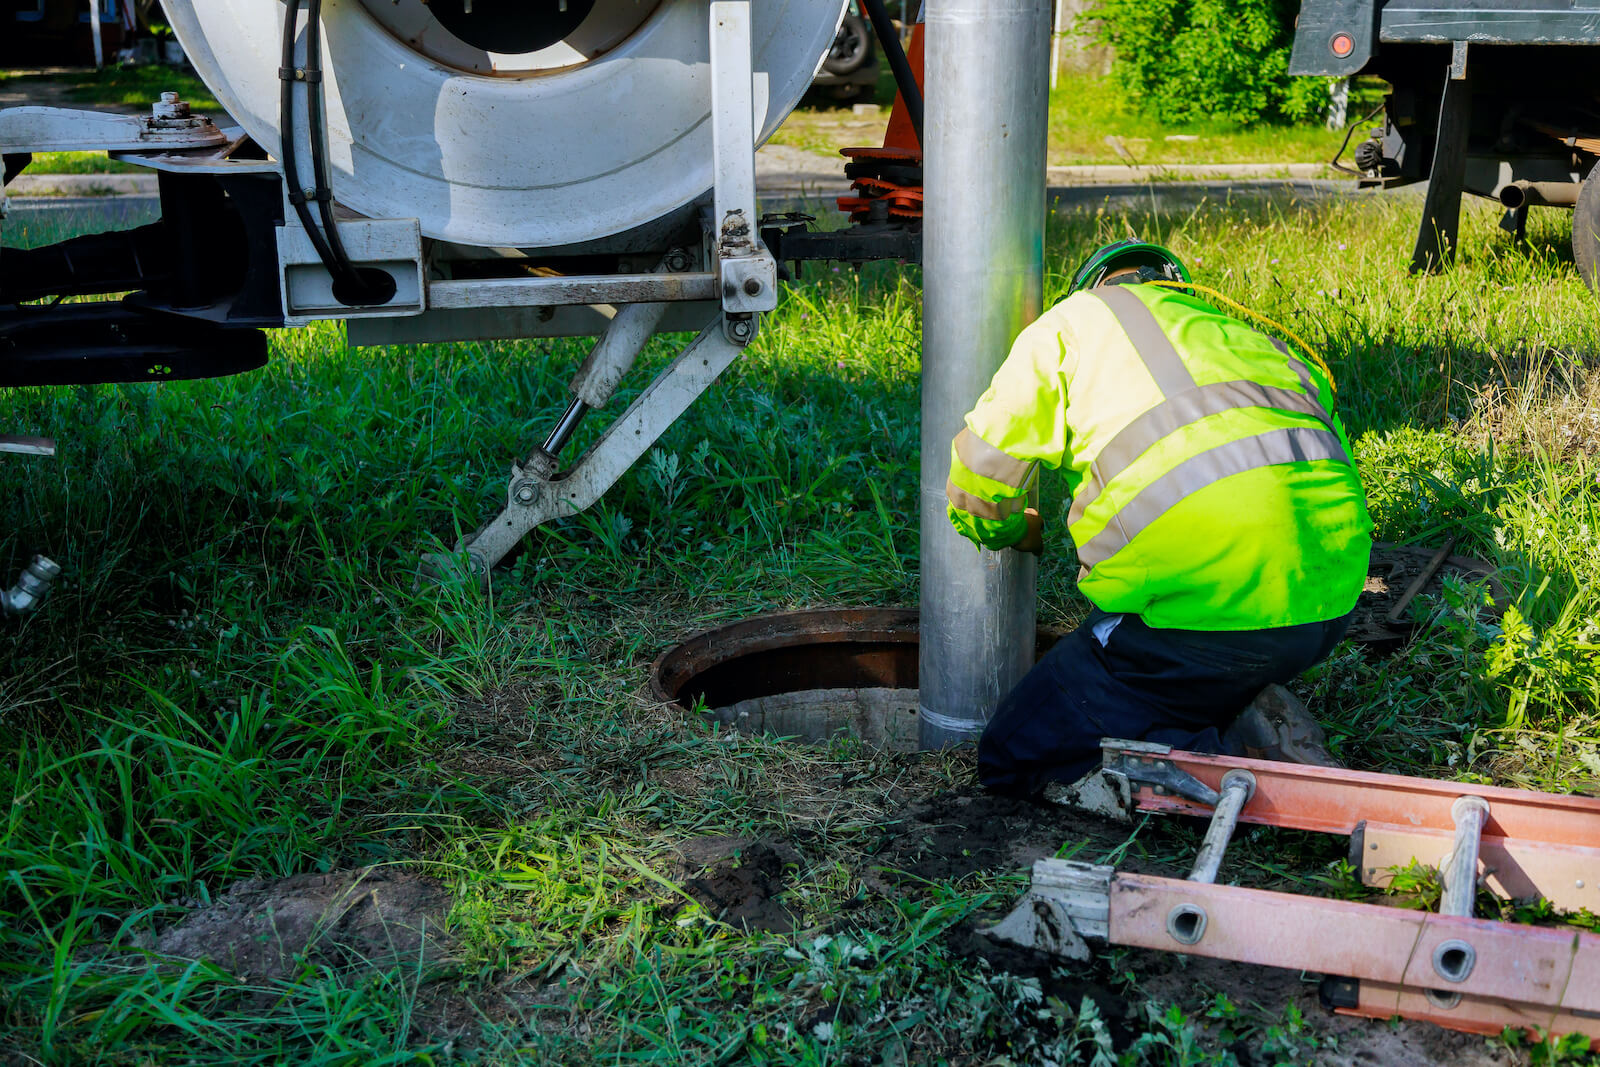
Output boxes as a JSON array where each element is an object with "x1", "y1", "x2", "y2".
[{"x1": 978, "y1": 610, "x2": 1350, "y2": 796}]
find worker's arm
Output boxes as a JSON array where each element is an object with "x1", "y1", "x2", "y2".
[{"x1": 947, "y1": 314, "x2": 1073, "y2": 551}]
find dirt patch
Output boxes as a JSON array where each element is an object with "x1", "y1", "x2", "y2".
[
  {"x1": 1349, "y1": 542, "x2": 1505, "y2": 649},
  {"x1": 869, "y1": 788, "x2": 1152, "y2": 884},
  {"x1": 148, "y1": 867, "x2": 455, "y2": 982},
  {"x1": 679, "y1": 836, "x2": 802, "y2": 933}
]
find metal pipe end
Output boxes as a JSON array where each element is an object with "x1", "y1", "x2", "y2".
[
  {"x1": 1432, "y1": 938, "x2": 1476, "y2": 984},
  {"x1": 1220, "y1": 768, "x2": 1257, "y2": 804},
  {"x1": 1451, "y1": 795, "x2": 1490, "y2": 823},
  {"x1": 1498, "y1": 180, "x2": 1579, "y2": 210},
  {"x1": 1166, "y1": 903, "x2": 1208, "y2": 945}
]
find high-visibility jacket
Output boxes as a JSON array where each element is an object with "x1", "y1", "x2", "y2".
[{"x1": 946, "y1": 282, "x2": 1371, "y2": 631}]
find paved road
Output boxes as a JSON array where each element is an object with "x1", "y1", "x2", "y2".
[{"x1": 3, "y1": 147, "x2": 1401, "y2": 238}]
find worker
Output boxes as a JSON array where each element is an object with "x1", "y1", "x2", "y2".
[{"x1": 947, "y1": 240, "x2": 1371, "y2": 797}]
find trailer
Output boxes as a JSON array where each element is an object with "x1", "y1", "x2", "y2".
[{"x1": 1290, "y1": 0, "x2": 1600, "y2": 285}]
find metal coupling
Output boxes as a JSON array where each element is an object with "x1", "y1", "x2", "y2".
[{"x1": 2, "y1": 554, "x2": 60, "y2": 617}]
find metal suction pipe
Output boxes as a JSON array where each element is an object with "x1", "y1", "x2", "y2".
[
  {"x1": 535, "y1": 299, "x2": 672, "y2": 466},
  {"x1": 919, "y1": 0, "x2": 1050, "y2": 749},
  {"x1": 1188, "y1": 769, "x2": 1256, "y2": 884},
  {"x1": 1440, "y1": 795, "x2": 1490, "y2": 918},
  {"x1": 1498, "y1": 180, "x2": 1579, "y2": 210}
]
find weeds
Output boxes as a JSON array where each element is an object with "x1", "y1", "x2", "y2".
[{"x1": 0, "y1": 189, "x2": 1595, "y2": 1061}]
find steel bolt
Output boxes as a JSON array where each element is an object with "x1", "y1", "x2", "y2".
[
  {"x1": 663, "y1": 248, "x2": 692, "y2": 273},
  {"x1": 152, "y1": 92, "x2": 190, "y2": 120},
  {"x1": 742, "y1": 278, "x2": 762, "y2": 296},
  {"x1": 513, "y1": 481, "x2": 537, "y2": 504}
]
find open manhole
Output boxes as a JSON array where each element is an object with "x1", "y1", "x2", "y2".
[
  {"x1": 651, "y1": 545, "x2": 1503, "y2": 749},
  {"x1": 649, "y1": 608, "x2": 1061, "y2": 753}
]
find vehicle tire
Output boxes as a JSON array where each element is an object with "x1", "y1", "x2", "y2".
[
  {"x1": 823, "y1": 13, "x2": 873, "y2": 76},
  {"x1": 1573, "y1": 165, "x2": 1600, "y2": 294}
]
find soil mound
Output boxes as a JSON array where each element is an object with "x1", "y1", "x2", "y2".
[
  {"x1": 679, "y1": 836, "x2": 802, "y2": 932},
  {"x1": 150, "y1": 867, "x2": 455, "y2": 982}
]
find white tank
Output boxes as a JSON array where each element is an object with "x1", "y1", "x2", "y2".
[{"x1": 163, "y1": 0, "x2": 845, "y2": 248}]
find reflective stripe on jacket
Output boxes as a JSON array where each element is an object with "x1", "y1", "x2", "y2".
[{"x1": 946, "y1": 283, "x2": 1372, "y2": 631}]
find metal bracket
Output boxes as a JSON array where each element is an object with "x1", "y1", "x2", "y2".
[
  {"x1": 708, "y1": 0, "x2": 777, "y2": 343},
  {"x1": 984, "y1": 859, "x2": 1111, "y2": 960},
  {"x1": 446, "y1": 317, "x2": 743, "y2": 577},
  {"x1": 277, "y1": 216, "x2": 425, "y2": 323},
  {"x1": 0, "y1": 103, "x2": 229, "y2": 156},
  {"x1": 1101, "y1": 740, "x2": 1223, "y2": 807},
  {"x1": 0, "y1": 435, "x2": 55, "y2": 457}
]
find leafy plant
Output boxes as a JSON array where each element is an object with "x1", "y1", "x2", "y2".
[{"x1": 1085, "y1": 0, "x2": 1333, "y2": 125}]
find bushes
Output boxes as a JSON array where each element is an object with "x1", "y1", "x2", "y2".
[{"x1": 1086, "y1": 0, "x2": 1332, "y2": 125}]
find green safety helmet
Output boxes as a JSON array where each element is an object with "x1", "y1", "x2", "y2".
[{"x1": 1067, "y1": 239, "x2": 1192, "y2": 296}]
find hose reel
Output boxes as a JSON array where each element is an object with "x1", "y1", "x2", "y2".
[{"x1": 162, "y1": 0, "x2": 847, "y2": 248}]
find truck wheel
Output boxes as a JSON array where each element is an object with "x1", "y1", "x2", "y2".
[
  {"x1": 1573, "y1": 166, "x2": 1600, "y2": 294},
  {"x1": 823, "y1": 14, "x2": 873, "y2": 76}
]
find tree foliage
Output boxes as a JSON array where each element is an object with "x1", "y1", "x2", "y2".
[{"x1": 1086, "y1": 0, "x2": 1332, "y2": 125}]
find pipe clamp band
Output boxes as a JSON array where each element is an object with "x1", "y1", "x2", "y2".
[{"x1": 918, "y1": 706, "x2": 984, "y2": 735}]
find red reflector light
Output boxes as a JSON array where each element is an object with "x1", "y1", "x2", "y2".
[{"x1": 1331, "y1": 33, "x2": 1355, "y2": 57}]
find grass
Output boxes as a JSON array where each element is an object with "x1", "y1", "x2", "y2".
[
  {"x1": 0, "y1": 63, "x2": 221, "y2": 113},
  {"x1": 1044, "y1": 70, "x2": 1379, "y2": 167},
  {"x1": 3, "y1": 188, "x2": 1600, "y2": 1062},
  {"x1": 16, "y1": 152, "x2": 140, "y2": 175}
]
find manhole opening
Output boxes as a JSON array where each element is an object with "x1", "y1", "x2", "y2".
[{"x1": 649, "y1": 607, "x2": 1060, "y2": 754}]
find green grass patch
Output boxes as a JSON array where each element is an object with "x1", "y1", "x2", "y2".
[
  {"x1": 2, "y1": 189, "x2": 1598, "y2": 1061},
  {"x1": 14, "y1": 151, "x2": 141, "y2": 175},
  {"x1": 1, "y1": 64, "x2": 221, "y2": 113},
  {"x1": 773, "y1": 68, "x2": 1386, "y2": 167},
  {"x1": 1046, "y1": 68, "x2": 1351, "y2": 167}
]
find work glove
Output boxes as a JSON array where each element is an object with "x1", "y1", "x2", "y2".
[{"x1": 1014, "y1": 508, "x2": 1043, "y2": 555}]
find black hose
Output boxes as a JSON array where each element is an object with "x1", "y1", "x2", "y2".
[
  {"x1": 279, "y1": 0, "x2": 390, "y2": 305},
  {"x1": 304, "y1": 0, "x2": 379, "y2": 301},
  {"x1": 857, "y1": 0, "x2": 922, "y2": 148},
  {"x1": 279, "y1": 0, "x2": 341, "y2": 274},
  {"x1": 1329, "y1": 100, "x2": 1386, "y2": 177}
]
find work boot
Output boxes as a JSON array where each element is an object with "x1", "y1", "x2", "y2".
[{"x1": 1222, "y1": 684, "x2": 1343, "y2": 768}]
